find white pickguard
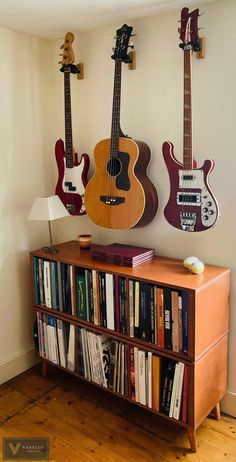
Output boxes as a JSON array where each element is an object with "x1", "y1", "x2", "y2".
[
  {"x1": 62, "y1": 158, "x2": 86, "y2": 213},
  {"x1": 178, "y1": 169, "x2": 217, "y2": 227}
]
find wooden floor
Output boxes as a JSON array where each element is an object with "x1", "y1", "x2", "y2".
[{"x1": 0, "y1": 365, "x2": 235, "y2": 462}]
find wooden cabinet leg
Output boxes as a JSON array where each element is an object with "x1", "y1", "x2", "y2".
[
  {"x1": 213, "y1": 402, "x2": 221, "y2": 420},
  {"x1": 42, "y1": 360, "x2": 48, "y2": 377},
  {"x1": 187, "y1": 429, "x2": 197, "y2": 453}
]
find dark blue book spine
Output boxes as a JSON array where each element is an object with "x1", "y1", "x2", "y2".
[
  {"x1": 50, "y1": 261, "x2": 59, "y2": 310},
  {"x1": 119, "y1": 277, "x2": 127, "y2": 334},
  {"x1": 182, "y1": 291, "x2": 188, "y2": 355},
  {"x1": 33, "y1": 257, "x2": 40, "y2": 304}
]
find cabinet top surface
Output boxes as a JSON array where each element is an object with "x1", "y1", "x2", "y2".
[{"x1": 30, "y1": 240, "x2": 230, "y2": 291}]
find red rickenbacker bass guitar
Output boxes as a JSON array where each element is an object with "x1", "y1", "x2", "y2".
[
  {"x1": 163, "y1": 8, "x2": 219, "y2": 232},
  {"x1": 84, "y1": 24, "x2": 158, "y2": 229},
  {"x1": 55, "y1": 32, "x2": 89, "y2": 215}
]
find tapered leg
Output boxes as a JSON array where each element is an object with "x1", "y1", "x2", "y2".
[
  {"x1": 187, "y1": 429, "x2": 197, "y2": 453},
  {"x1": 42, "y1": 360, "x2": 48, "y2": 377},
  {"x1": 213, "y1": 402, "x2": 221, "y2": 420}
]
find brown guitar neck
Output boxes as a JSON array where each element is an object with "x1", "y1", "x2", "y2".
[
  {"x1": 64, "y1": 68, "x2": 74, "y2": 168},
  {"x1": 183, "y1": 49, "x2": 193, "y2": 170},
  {"x1": 110, "y1": 59, "x2": 122, "y2": 159}
]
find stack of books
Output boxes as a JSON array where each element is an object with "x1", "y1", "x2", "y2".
[{"x1": 91, "y1": 243, "x2": 155, "y2": 267}]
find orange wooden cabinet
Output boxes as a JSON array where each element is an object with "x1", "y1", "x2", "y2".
[{"x1": 30, "y1": 240, "x2": 230, "y2": 453}]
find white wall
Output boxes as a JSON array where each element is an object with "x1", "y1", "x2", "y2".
[
  {"x1": 0, "y1": 27, "x2": 56, "y2": 383},
  {"x1": 0, "y1": 0, "x2": 235, "y2": 417},
  {"x1": 51, "y1": 0, "x2": 236, "y2": 414}
]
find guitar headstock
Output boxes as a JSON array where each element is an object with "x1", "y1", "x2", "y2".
[
  {"x1": 59, "y1": 32, "x2": 78, "y2": 74},
  {"x1": 111, "y1": 24, "x2": 134, "y2": 63},
  {"x1": 179, "y1": 7, "x2": 200, "y2": 52}
]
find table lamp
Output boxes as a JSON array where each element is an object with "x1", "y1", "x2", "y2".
[{"x1": 28, "y1": 195, "x2": 70, "y2": 253}]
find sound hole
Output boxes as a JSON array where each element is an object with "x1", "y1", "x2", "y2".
[{"x1": 107, "y1": 158, "x2": 121, "y2": 177}]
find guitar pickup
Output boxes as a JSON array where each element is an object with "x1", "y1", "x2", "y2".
[
  {"x1": 177, "y1": 192, "x2": 201, "y2": 205},
  {"x1": 100, "y1": 195, "x2": 125, "y2": 205},
  {"x1": 65, "y1": 181, "x2": 76, "y2": 192}
]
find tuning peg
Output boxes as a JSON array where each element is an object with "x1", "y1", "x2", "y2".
[
  {"x1": 58, "y1": 61, "x2": 62, "y2": 64},
  {"x1": 128, "y1": 44, "x2": 134, "y2": 49},
  {"x1": 198, "y1": 12, "x2": 205, "y2": 16},
  {"x1": 130, "y1": 34, "x2": 136, "y2": 36},
  {"x1": 60, "y1": 44, "x2": 64, "y2": 49},
  {"x1": 59, "y1": 53, "x2": 63, "y2": 56},
  {"x1": 198, "y1": 27, "x2": 204, "y2": 30}
]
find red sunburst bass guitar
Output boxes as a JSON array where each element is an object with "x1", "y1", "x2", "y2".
[
  {"x1": 55, "y1": 32, "x2": 89, "y2": 215},
  {"x1": 163, "y1": 8, "x2": 219, "y2": 232}
]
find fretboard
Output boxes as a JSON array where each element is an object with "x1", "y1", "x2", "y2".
[
  {"x1": 64, "y1": 68, "x2": 73, "y2": 168},
  {"x1": 183, "y1": 49, "x2": 193, "y2": 170},
  {"x1": 110, "y1": 59, "x2": 122, "y2": 159}
]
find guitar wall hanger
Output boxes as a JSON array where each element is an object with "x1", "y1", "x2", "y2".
[{"x1": 76, "y1": 63, "x2": 84, "y2": 79}]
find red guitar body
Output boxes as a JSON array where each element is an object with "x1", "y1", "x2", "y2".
[
  {"x1": 55, "y1": 138, "x2": 90, "y2": 216},
  {"x1": 163, "y1": 141, "x2": 219, "y2": 232}
]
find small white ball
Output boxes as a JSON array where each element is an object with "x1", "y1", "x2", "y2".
[
  {"x1": 183, "y1": 256, "x2": 199, "y2": 270},
  {"x1": 191, "y1": 260, "x2": 205, "y2": 274}
]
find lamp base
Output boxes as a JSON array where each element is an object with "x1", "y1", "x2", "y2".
[{"x1": 42, "y1": 246, "x2": 59, "y2": 254}]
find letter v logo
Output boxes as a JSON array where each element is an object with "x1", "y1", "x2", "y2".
[{"x1": 9, "y1": 442, "x2": 21, "y2": 455}]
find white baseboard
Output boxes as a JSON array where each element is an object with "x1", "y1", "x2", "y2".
[
  {"x1": 0, "y1": 346, "x2": 39, "y2": 385},
  {"x1": 221, "y1": 391, "x2": 236, "y2": 418}
]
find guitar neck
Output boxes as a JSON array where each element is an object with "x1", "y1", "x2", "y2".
[
  {"x1": 183, "y1": 49, "x2": 193, "y2": 170},
  {"x1": 64, "y1": 68, "x2": 74, "y2": 168},
  {"x1": 110, "y1": 59, "x2": 122, "y2": 158}
]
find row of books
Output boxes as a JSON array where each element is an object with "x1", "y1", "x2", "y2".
[
  {"x1": 77, "y1": 271, "x2": 188, "y2": 354},
  {"x1": 34, "y1": 257, "x2": 188, "y2": 355},
  {"x1": 34, "y1": 257, "x2": 74, "y2": 314},
  {"x1": 36, "y1": 312, "x2": 75, "y2": 371},
  {"x1": 77, "y1": 328, "x2": 187, "y2": 421}
]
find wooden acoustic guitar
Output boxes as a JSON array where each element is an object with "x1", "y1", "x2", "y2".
[
  {"x1": 55, "y1": 32, "x2": 90, "y2": 215},
  {"x1": 163, "y1": 8, "x2": 219, "y2": 232},
  {"x1": 84, "y1": 24, "x2": 158, "y2": 229}
]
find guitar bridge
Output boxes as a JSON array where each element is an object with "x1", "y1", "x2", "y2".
[
  {"x1": 180, "y1": 212, "x2": 196, "y2": 232},
  {"x1": 100, "y1": 195, "x2": 125, "y2": 206},
  {"x1": 66, "y1": 204, "x2": 76, "y2": 213}
]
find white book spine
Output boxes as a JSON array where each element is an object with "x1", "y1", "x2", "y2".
[
  {"x1": 148, "y1": 351, "x2": 152, "y2": 408},
  {"x1": 169, "y1": 362, "x2": 180, "y2": 418},
  {"x1": 138, "y1": 350, "x2": 146, "y2": 406},
  {"x1": 67, "y1": 324, "x2": 75, "y2": 371},
  {"x1": 105, "y1": 273, "x2": 115, "y2": 330},
  {"x1": 134, "y1": 347, "x2": 139, "y2": 402},
  {"x1": 57, "y1": 319, "x2": 66, "y2": 368},
  {"x1": 173, "y1": 362, "x2": 185, "y2": 420}
]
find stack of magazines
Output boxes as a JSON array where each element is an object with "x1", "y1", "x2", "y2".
[{"x1": 91, "y1": 243, "x2": 155, "y2": 267}]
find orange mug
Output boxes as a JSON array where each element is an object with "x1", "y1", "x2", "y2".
[{"x1": 78, "y1": 234, "x2": 92, "y2": 249}]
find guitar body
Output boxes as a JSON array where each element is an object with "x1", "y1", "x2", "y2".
[
  {"x1": 84, "y1": 137, "x2": 158, "y2": 229},
  {"x1": 55, "y1": 138, "x2": 90, "y2": 215},
  {"x1": 163, "y1": 141, "x2": 219, "y2": 232}
]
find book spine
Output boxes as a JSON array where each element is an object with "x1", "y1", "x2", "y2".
[
  {"x1": 171, "y1": 291, "x2": 179, "y2": 352},
  {"x1": 164, "y1": 288, "x2": 172, "y2": 350},
  {"x1": 129, "y1": 280, "x2": 134, "y2": 338},
  {"x1": 134, "y1": 281, "x2": 140, "y2": 338},
  {"x1": 119, "y1": 277, "x2": 127, "y2": 335},
  {"x1": 157, "y1": 287, "x2": 164, "y2": 348},
  {"x1": 43, "y1": 261, "x2": 52, "y2": 308},
  {"x1": 76, "y1": 271, "x2": 87, "y2": 320},
  {"x1": 173, "y1": 362, "x2": 185, "y2": 420},
  {"x1": 182, "y1": 291, "x2": 188, "y2": 355}
]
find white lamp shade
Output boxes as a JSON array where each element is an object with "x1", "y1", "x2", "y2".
[{"x1": 28, "y1": 195, "x2": 70, "y2": 221}]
